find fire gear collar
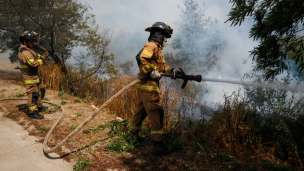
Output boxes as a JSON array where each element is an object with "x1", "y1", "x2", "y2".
[{"x1": 150, "y1": 70, "x2": 161, "y2": 79}]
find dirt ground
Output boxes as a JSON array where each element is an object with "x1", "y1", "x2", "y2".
[{"x1": 0, "y1": 72, "x2": 270, "y2": 171}]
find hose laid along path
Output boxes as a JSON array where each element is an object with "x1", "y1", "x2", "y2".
[{"x1": 0, "y1": 73, "x2": 172, "y2": 154}]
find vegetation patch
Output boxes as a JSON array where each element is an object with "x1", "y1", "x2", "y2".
[
  {"x1": 61, "y1": 94, "x2": 68, "y2": 99},
  {"x1": 73, "y1": 156, "x2": 92, "y2": 171},
  {"x1": 70, "y1": 125, "x2": 77, "y2": 130},
  {"x1": 61, "y1": 101, "x2": 67, "y2": 105},
  {"x1": 76, "y1": 113, "x2": 83, "y2": 117},
  {"x1": 16, "y1": 93, "x2": 25, "y2": 97},
  {"x1": 45, "y1": 108, "x2": 56, "y2": 114},
  {"x1": 58, "y1": 91, "x2": 64, "y2": 96},
  {"x1": 38, "y1": 126, "x2": 51, "y2": 133},
  {"x1": 74, "y1": 98, "x2": 81, "y2": 103}
]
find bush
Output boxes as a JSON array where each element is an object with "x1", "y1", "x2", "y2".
[
  {"x1": 43, "y1": 98, "x2": 49, "y2": 101},
  {"x1": 74, "y1": 98, "x2": 81, "y2": 103},
  {"x1": 82, "y1": 129, "x2": 89, "y2": 134},
  {"x1": 243, "y1": 165, "x2": 257, "y2": 171},
  {"x1": 218, "y1": 153, "x2": 234, "y2": 162},
  {"x1": 61, "y1": 101, "x2": 67, "y2": 105},
  {"x1": 260, "y1": 160, "x2": 293, "y2": 171},
  {"x1": 45, "y1": 108, "x2": 56, "y2": 114},
  {"x1": 73, "y1": 156, "x2": 92, "y2": 171},
  {"x1": 61, "y1": 94, "x2": 68, "y2": 99},
  {"x1": 16, "y1": 93, "x2": 25, "y2": 97},
  {"x1": 77, "y1": 113, "x2": 83, "y2": 117},
  {"x1": 38, "y1": 126, "x2": 51, "y2": 133},
  {"x1": 71, "y1": 125, "x2": 77, "y2": 130},
  {"x1": 58, "y1": 91, "x2": 64, "y2": 96}
]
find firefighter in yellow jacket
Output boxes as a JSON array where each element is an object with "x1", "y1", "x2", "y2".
[
  {"x1": 130, "y1": 22, "x2": 182, "y2": 155},
  {"x1": 18, "y1": 31, "x2": 48, "y2": 119}
]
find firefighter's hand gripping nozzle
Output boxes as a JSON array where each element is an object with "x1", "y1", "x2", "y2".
[{"x1": 171, "y1": 69, "x2": 202, "y2": 89}]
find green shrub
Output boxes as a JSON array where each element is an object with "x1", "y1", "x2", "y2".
[
  {"x1": 260, "y1": 160, "x2": 293, "y2": 171},
  {"x1": 61, "y1": 94, "x2": 68, "y2": 99},
  {"x1": 90, "y1": 125, "x2": 105, "y2": 132},
  {"x1": 45, "y1": 108, "x2": 56, "y2": 114},
  {"x1": 73, "y1": 156, "x2": 92, "y2": 171},
  {"x1": 55, "y1": 105, "x2": 61, "y2": 109},
  {"x1": 243, "y1": 165, "x2": 257, "y2": 171},
  {"x1": 1, "y1": 89, "x2": 6, "y2": 92},
  {"x1": 71, "y1": 125, "x2": 77, "y2": 130},
  {"x1": 58, "y1": 91, "x2": 64, "y2": 96},
  {"x1": 74, "y1": 98, "x2": 81, "y2": 103},
  {"x1": 38, "y1": 126, "x2": 51, "y2": 133},
  {"x1": 16, "y1": 93, "x2": 25, "y2": 97},
  {"x1": 82, "y1": 129, "x2": 89, "y2": 134},
  {"x1": 164, "y1": 131, "x2": 186, "y2": 150},
  {"x1": 218, "y1": 152, "x2": 234, "y2": 162},
  {"x1": 72, "y1": 118, "x2": 76, "y2": 121},
  {"x1": 61, "y1": 101, "x2": 67, "y2": 105},
  {"x1": 104, "y1": 120, "x2": 141, "y2": 155},
  {"x1": 76, "y1": 113, "x2": 83, "y2": 117},
  {"x1": 43, "y1": 98, "x2": 49, "y2": 101}
]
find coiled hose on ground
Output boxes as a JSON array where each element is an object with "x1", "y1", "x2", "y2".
[{"x1": 0, "y1": 73, "x2": 172, "y2": 154}]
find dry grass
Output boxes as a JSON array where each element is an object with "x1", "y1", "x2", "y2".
[{"x1": 1, "y1": 64, "x2": 301, "y2": 171}]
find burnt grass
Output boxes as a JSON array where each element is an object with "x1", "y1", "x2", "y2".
[{"x1": 0, "y1": 72, "x2": 287, "y2": 171}]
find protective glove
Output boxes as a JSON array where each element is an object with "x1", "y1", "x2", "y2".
[
  {"x1": 173, "y1": 68, "x2": 182, "y2": 74},
  {"x1": 150, "y1": 70, "x2": 161, "y2": 79},
  {"x1": 41, "y1": 51, "x2": 49, "y2": 60},
  {"x1": 171, "y1": 68, "x2": 182, "y2": 79}
]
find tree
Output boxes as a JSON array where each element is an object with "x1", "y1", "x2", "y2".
[
  {"x1": 0, "y1": 0, "x2": 116, "y2": 94},
  {"x1": 226, "y1": 0, "x2": 304, "y2": 80},
  {"x1": 170, "y1": 0, "x2": 226, "y2": 74}
]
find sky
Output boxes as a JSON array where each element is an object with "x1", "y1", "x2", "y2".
[{"x1": 0, "y1": 0, "x2": 263, "y2": 103}]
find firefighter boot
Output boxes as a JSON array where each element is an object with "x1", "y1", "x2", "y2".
[
  {"x1": 38, "y1": 106, "x2": 48, "y2": 112},
  {"x1": 29, "y1": 111, "x2": 44, "y2": 120},
  {"x1": 151, "y1": 141, "x2": 174, "y2": 156}
]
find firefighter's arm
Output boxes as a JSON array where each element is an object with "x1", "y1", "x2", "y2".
[
  {"x1": 138, "y1": 43, "x2": 157, "y2": 74},
  {"x1": 21, "y1": 51, "x2": 43, "y2": 68}
]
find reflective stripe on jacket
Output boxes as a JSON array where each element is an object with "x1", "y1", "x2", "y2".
[{"x1": 135, "y1": 41, "x2": 172, "y2": 93}]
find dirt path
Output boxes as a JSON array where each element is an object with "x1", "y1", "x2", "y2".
[{"x1": 0, "y1": 106, "x2": 73, "y2": 171}]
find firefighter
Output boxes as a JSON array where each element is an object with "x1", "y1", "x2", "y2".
[
  {"x1": 18, "y1": 31, "x2": 49, "y2": 119},
  {"x1": 130, "y1": 22, "x2": 182, "y2": 155}
]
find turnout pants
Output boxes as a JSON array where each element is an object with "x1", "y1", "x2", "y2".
[
  {"x1": 25, "y1": 81, "x2": 46, "y2": 113},
  {"x1": 130, "y1": 90, "x2": 164, "y2": 142}
]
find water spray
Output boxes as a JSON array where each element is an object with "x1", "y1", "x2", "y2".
[{"x1": 170, "y1": 69, "x2": 304, "y2": 93}]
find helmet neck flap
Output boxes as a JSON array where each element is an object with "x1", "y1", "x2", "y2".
[{"x1": 148, "y1": 31, "x2": 165, "y2": 47}]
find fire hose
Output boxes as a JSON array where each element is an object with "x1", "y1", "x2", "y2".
[{"x1": 0, "y1": 71, "x2": 202, "y2": 154}]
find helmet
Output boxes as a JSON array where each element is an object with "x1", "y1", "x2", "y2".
[
  {"x1": 145, "y1": 22, "x2": 173, "y2": 38},
  {"x1": 19, "y1": 31, "x2": 38, "y2": 43}
]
